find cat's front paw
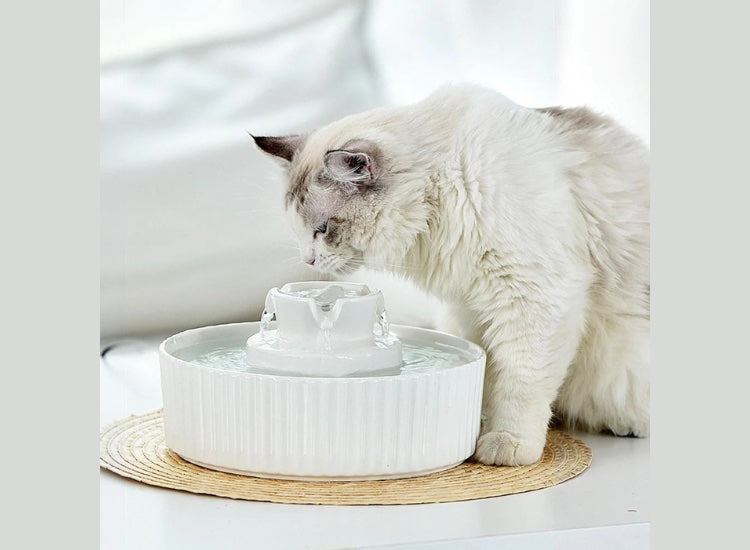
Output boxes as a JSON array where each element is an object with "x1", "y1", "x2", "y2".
[{"x1": 472, "y1": 431, "x2": 546, "y2": 466}]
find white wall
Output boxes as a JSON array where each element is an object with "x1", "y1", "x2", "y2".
[
  {"x1": 557, "y1": 0, "x2": 650, "y2": 143},
  {"x1": 366, "y1": 0, "x2": 561, "y2": 108},
  {"x1": 100, "y1": 0, "x2": 356, "y2": 63},
  {"x1": 365, "y1": 0, "x2": 649, "y2": 142}
]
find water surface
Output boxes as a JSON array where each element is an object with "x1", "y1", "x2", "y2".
[{"x1": 172, "y1": 335, "x2": 477, "y2": 377}]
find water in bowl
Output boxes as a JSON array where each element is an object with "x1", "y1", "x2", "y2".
[{"x1": 173, "y1": 336, "x2": 477, "y2": 378}]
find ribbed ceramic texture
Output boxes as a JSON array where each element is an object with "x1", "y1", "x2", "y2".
[
  {"x1": 100, "y1": 410, "x2": 593, "y2": 505},
  {"x1": 159, "y1": 323, "x2": 485, "y2": 480}
]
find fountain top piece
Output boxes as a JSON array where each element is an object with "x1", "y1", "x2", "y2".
[
  {"x1": 276, "y1": 281, "x2": 372, "y2": 306},
  {"x1": 246, "y1": 281, "x2": 401, "y2": 377}
]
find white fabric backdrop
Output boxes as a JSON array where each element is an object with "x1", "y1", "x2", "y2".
[
  {"x1": 100, "y1": 0, "x2": 648, "y2": 339},
  {"x1": 101, "y1": 1, "x2": 384, "y2": 338}
]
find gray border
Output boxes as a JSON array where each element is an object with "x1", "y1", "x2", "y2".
[
  {"x1": 2, "y1": 2, "x2": 99, "y2": 549},
  {"x1": 652, "y1": 1, "x2": 750, "y2": 548}
]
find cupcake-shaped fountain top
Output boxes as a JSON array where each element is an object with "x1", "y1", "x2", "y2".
[{"x1": 245, "y1": 282, "x2": 402, "y2": 377}]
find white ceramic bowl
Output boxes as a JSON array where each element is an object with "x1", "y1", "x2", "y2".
[{"x1": 160, "y1": 322, "x2": 485, "y2": 480}]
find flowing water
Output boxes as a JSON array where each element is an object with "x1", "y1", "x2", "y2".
[
  {"x1": 377, "y1": 309, "x2": 389, "y2": 337},
  {"x1": 259, "y1": 310, "x2": 275, "y2": 337}
]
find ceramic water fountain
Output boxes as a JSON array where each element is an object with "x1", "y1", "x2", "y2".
[{"x1": 159, "y1": 281, "x2": 486, "y2": 480}]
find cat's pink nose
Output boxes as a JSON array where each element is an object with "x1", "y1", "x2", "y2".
[{"x1": 304, "y1": 257, "x2": 315, "y2": 266}]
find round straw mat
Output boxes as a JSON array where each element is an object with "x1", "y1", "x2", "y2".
[{"x1": 100, "y1": 410, "x2": 591, "y2": 505}]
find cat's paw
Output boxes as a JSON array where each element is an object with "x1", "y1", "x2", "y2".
[
  {"x1": 472, "y1": 431, "x2": 545, "y2": 466},
  {"x1": 602, "y1": 407, "x2": 650, "y2": 438},
  {"x1": 608, "y1": 419, "x2": 650, "y2": 438}
]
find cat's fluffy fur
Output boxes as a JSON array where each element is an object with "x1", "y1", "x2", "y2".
[{"x1": 253, "y1": 84, "x2": 649, "y2": 466}]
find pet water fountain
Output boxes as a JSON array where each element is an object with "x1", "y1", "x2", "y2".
[{"x1": 159, "y1": 281, "x2": 486, "y2": 480}]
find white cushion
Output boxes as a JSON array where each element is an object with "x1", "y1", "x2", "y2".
[{"x1": 100, "y1": 1, "x2": 381, "y2": 338}]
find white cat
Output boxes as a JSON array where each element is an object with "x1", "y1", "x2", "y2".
[{"x1": 253, "y1": 84, "x2": 650, "y2": 466}]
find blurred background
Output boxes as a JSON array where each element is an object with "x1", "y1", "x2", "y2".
[{"x1": 100, "y1": 0, "x2": 649, "y2": 341}]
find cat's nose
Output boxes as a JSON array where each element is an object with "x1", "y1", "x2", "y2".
[{"x1": 304, "y1": 257, "x2": 315, "y2": 266}]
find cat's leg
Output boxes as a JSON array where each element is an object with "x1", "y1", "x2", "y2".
[
  {"x1": 472, "y1": 293, "x2": 587, "y2": 466},
  {"x1": 555, "y1": 313, "x2": 650, "y2": 437}
]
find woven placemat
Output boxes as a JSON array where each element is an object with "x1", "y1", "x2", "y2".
[{"x1": 100, "y1": 410, "x2": 591, "y2": 505}]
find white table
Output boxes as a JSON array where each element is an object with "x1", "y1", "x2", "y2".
[{"x1": 100, "y1": 335, "x2": 650, "y2": 549}]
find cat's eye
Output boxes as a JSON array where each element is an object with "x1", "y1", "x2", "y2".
[{"x1": 313, "y1": 220, "x2": 328, "y2": 238}]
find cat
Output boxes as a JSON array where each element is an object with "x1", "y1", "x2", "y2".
[{"x1": 252, "y1": 84, "x2": 650, "y2": 466}]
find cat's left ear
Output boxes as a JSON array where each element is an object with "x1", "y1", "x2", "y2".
[
  {"x1": 323, "y1": 149, "x2": 380, "y2": 190},
  {"x1": 252, "y1": 134, "x2": 305, "y2": 163}
]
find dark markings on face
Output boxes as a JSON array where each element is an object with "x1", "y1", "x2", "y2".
[
  {"x1": 323, "y1": 216, "x2": 346, "y2": 247},
  {"x1": 283, "y1": 145, "x2": 384, "y2": 251},
  {"x1": 285, "y1": 166, "x2": 311, "y2": 210}
]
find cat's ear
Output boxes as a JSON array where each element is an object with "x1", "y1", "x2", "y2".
[
  {"x1": 323, "y1": 150, "x2": 380, "y2": 189},
  {"x1": 252, "y1": 134, "x2": 305, "y2": 163}
]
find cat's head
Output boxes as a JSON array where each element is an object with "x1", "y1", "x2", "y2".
[{"x1": 252, "y1": 127, "x2": 429, "y2": 275}]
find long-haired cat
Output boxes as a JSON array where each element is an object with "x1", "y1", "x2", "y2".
[{"x1": 253, "y1": 84, "x2": 649, "y2": 466}]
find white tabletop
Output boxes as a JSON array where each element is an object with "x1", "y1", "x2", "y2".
[{"x1": 100, "y1": 335, "x2": 650, "y2": 549}]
